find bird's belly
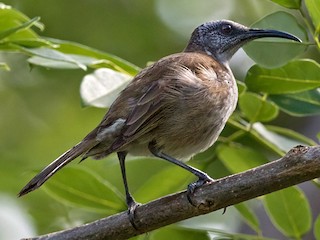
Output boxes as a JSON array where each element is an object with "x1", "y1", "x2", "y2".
[
  {"x1": 161, "y1": 114, "x2": 227, "y2": 161},
  {"x1": 161, "y1": 90, "x2": 237, "y2": 160},
  {"x1": 126, "y1": 116, "x2": 223, "y2": 160},
  {"x1": 127, "y1": 106, "x2": 232, "y2": 162}
]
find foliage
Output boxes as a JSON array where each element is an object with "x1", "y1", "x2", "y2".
[{"x1": 1, "y1": 1, "x2": 320, "y2": 239}]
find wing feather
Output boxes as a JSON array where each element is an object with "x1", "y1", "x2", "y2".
[{"x1": 110, "y1": 81, "x2": 164, "y2": 151}]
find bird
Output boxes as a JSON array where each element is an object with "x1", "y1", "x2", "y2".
[{"x1": 18, "y1": 20, "x2": 301, "y2": 226}]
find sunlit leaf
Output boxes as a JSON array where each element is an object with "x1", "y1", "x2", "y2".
[
  {"x1": 43, "y1": 166, "x2": 126, "y2": 214},
  {"x1": 305, "y1": 0, "x2": 320, "y2": 33},
  {"x1": 244, "y1": 11, "x2": 307, "y2": 68},
  {"x1": 226, "y1": 117, "x2": 285, "y2": 156},
  {"x1": 47, "y1": 37, "x2": 140, "y2": 75},
  {"x1": 80, "y1": 68, "x2": 132, "y2": 108},
  {"x1": 235, "y1": 203, "x2": 260, "y2": 233},
  {"x1": 28, "y1": 56, "x2": 83, "y2": 69},
  {"x1": 28, "y1": 53, "x2": 97, "y2": 70},
  {"x1": 245, "y1": 60, "x2": 320, "y2": 94},
  {"x1": 252, "y1": 123, "x2": 313, "y2": 152},
  {"x1": 0, "y1": 3, "x2": 43, "y2": 30},
  {"x1": 0, "y1": 62, "x2": 10, "y2": 71},
  {"x1": 263, "y1": 187, "x2": 311, "y2": 238},
  {"x1": 217, "y1": 144, "x2": 268, "y2": 173},
  {"x1": 239, "y1": 92, "x2": 279, "y2": 122},
  {"x1": 21, "y1": 47, "x2": 88, "y2": 70},
  {"x1": 269, "y1": 88, "x2": 320, "y2": 116},
  {"x1": 0, "y1": 4, "x2": 45, "y2": 49},
  {"x1": 0, "y1": 17, "x2": 41, "y2": 40},
  {"x1": 265, "y1": 125, "x2": 317, "y2": 146},
  {"x1": 207, "y1": 233, "x2": 275, "y2": 240},
  {"x1": 249, "y1": 131, "x2": 285, "y2": 157},
  {"x1": 269, "y1": 0, "x2": 301, "y2": 9}
]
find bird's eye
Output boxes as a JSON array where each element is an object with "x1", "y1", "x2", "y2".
[{"x1": 221, "y1": 24, "x2": 232, "y2": 34}]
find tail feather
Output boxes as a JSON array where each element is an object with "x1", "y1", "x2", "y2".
[{"x1": 18, "y1": 140, "x2": 96, "y2": 197}]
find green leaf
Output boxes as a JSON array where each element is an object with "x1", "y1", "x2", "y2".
[
  {"x1": 265, "y1": 125, "x2": 317, "y2": 146},
  {"x1": 0, "y1": 62, "x2": 10, "y2": 71},
  {"x1": 25, "y1": 38, "x2": 141, "y2": 74},
  {"x1": 134, "y1": 165, "x2": 192, "y2": 203},
  {"x1": 269, "y1": 88, "x2": 320, "y2": 116},
  {"x1": 249, "y1": 130, "x2": 285, "y2": 156},
  {"x1": 27, "y1": 56, "x2": 84, "y2": 69},
  {"x1": 0, "y1": 4, "x2": 45, "y2": 48},
  {"x1": 263, "y1": 187, "x2": 312, "y2": 238},
  {"x1": 20, "y1": 47, "x2": 88, "y2": 70},
  {"x1": 269, "y1": 0, "x2": 301, "y2": 9},
  {"x1": 151, "y1": 226, "x2": 210, "y2": 240},
  {"x1": 9, "y1": 38, "x2": 54, "y2": 48},
  {"x1": 0, "y1": 16, "x2": 40, "y2": 40},
  {"x1": 0, "y1": 3, "x2": 44, "y2": 31},
  {"x1": 235, "y1": 203, "x2": 260, "y2": 233},
  {"x1": 168, "y1": 226, "x2": 276, "y2": 240},
  {"x1": 80, "y1": 68, "x2": 132, "y2": 108},
  {"x1": 237, "y1": 80, "x2": 247, "y2": 95},
  {"x1": 244, "y1": 12, "x2": 307, "y2": 68},
  {"x1": 305, "y1": 0, "x2": 320, "y2": 33},
  {"x1": 0, "y1": 5, "x2": 140, "y2": 74},
  {"x1": 239, "y1": 92, "x2": 279, "y2": 122},
  {"x1": 43, "y1": 166, "x2": 126, "y2": 214},
  {"x1": 47, "y1": 37, "x2": 140, "y2": 75},
  {"x1": 252, "y1": 123, "x2": 313, "y2": 152},
  {"x1": 315, "y1": 214, "x2": 320, "y2": 240},
  {"x1": 245, "y1": 60, "x2": 320, "y2": 94},
  {"x1": 217, "y1": 144, "x2": 268, "y2": 173}
]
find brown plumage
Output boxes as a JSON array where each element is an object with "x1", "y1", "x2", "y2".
[
  {"x1": 84, "y1": 53, "x2": 237, "y2": 160},
  {"x1": 18, "y1": 20, "x2": 300, "y2": 226}
]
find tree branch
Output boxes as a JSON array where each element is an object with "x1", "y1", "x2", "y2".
[{"x1": 26, "y1": 145, "x2": 320, "y2": 240}]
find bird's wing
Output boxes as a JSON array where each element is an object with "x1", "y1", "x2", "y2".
[
  {"x1": 83, "y1": 55, "x2": 177, "y2": 157},
  {"x1": 109, "y1": 80, "x2": 165, "y2": 151}
]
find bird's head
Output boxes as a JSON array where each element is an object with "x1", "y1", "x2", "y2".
[{"x1": 185, "y1": 20, "x2": 301, "y2": 64}]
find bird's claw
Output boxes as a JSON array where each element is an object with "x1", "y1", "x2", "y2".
[
  {"x1": 187, "y1": 175, "x2": 214, "y2": 206},
  {"x1": 127, "y1": 197, "x2": 141, "y2": 230}
]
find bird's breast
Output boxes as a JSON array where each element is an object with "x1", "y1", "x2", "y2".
[{"x1": 153, "y1": 64, "x2": 238, "y2": 160}]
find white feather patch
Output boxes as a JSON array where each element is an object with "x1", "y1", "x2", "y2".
[
  {"x1": 96, "y1": 118, "x2": 126, "y2": 141},
  {"x1": 176, "y1": 66, "x2": 200, "y2": 84}
]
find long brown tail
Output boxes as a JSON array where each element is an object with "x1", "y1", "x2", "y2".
[{"x1": 18, "y1": 139, "x2": 96, "y2": 197}]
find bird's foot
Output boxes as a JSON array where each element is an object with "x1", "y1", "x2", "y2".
[
  {"x1": 187, "y1": 174, "x2": 214, "y2": 206},
  {"x1": 126, "y1": 196, "x2": 141, "y2": 230}
]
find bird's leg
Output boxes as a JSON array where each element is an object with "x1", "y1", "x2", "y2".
[
  {"x1": 148, "y1": 142, "x2": 214, "y2": 206},
  {"x1": 117, "y1": 151, "x2": 140, "y2": 229}
]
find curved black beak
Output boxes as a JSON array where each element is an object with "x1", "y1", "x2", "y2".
[{"x1": 247, "y1": 28, "x2": 302, "y2": 42}]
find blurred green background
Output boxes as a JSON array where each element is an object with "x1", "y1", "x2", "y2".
[{"x1": 0, "y1": 1, "x2": 319, "y2": 239}]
